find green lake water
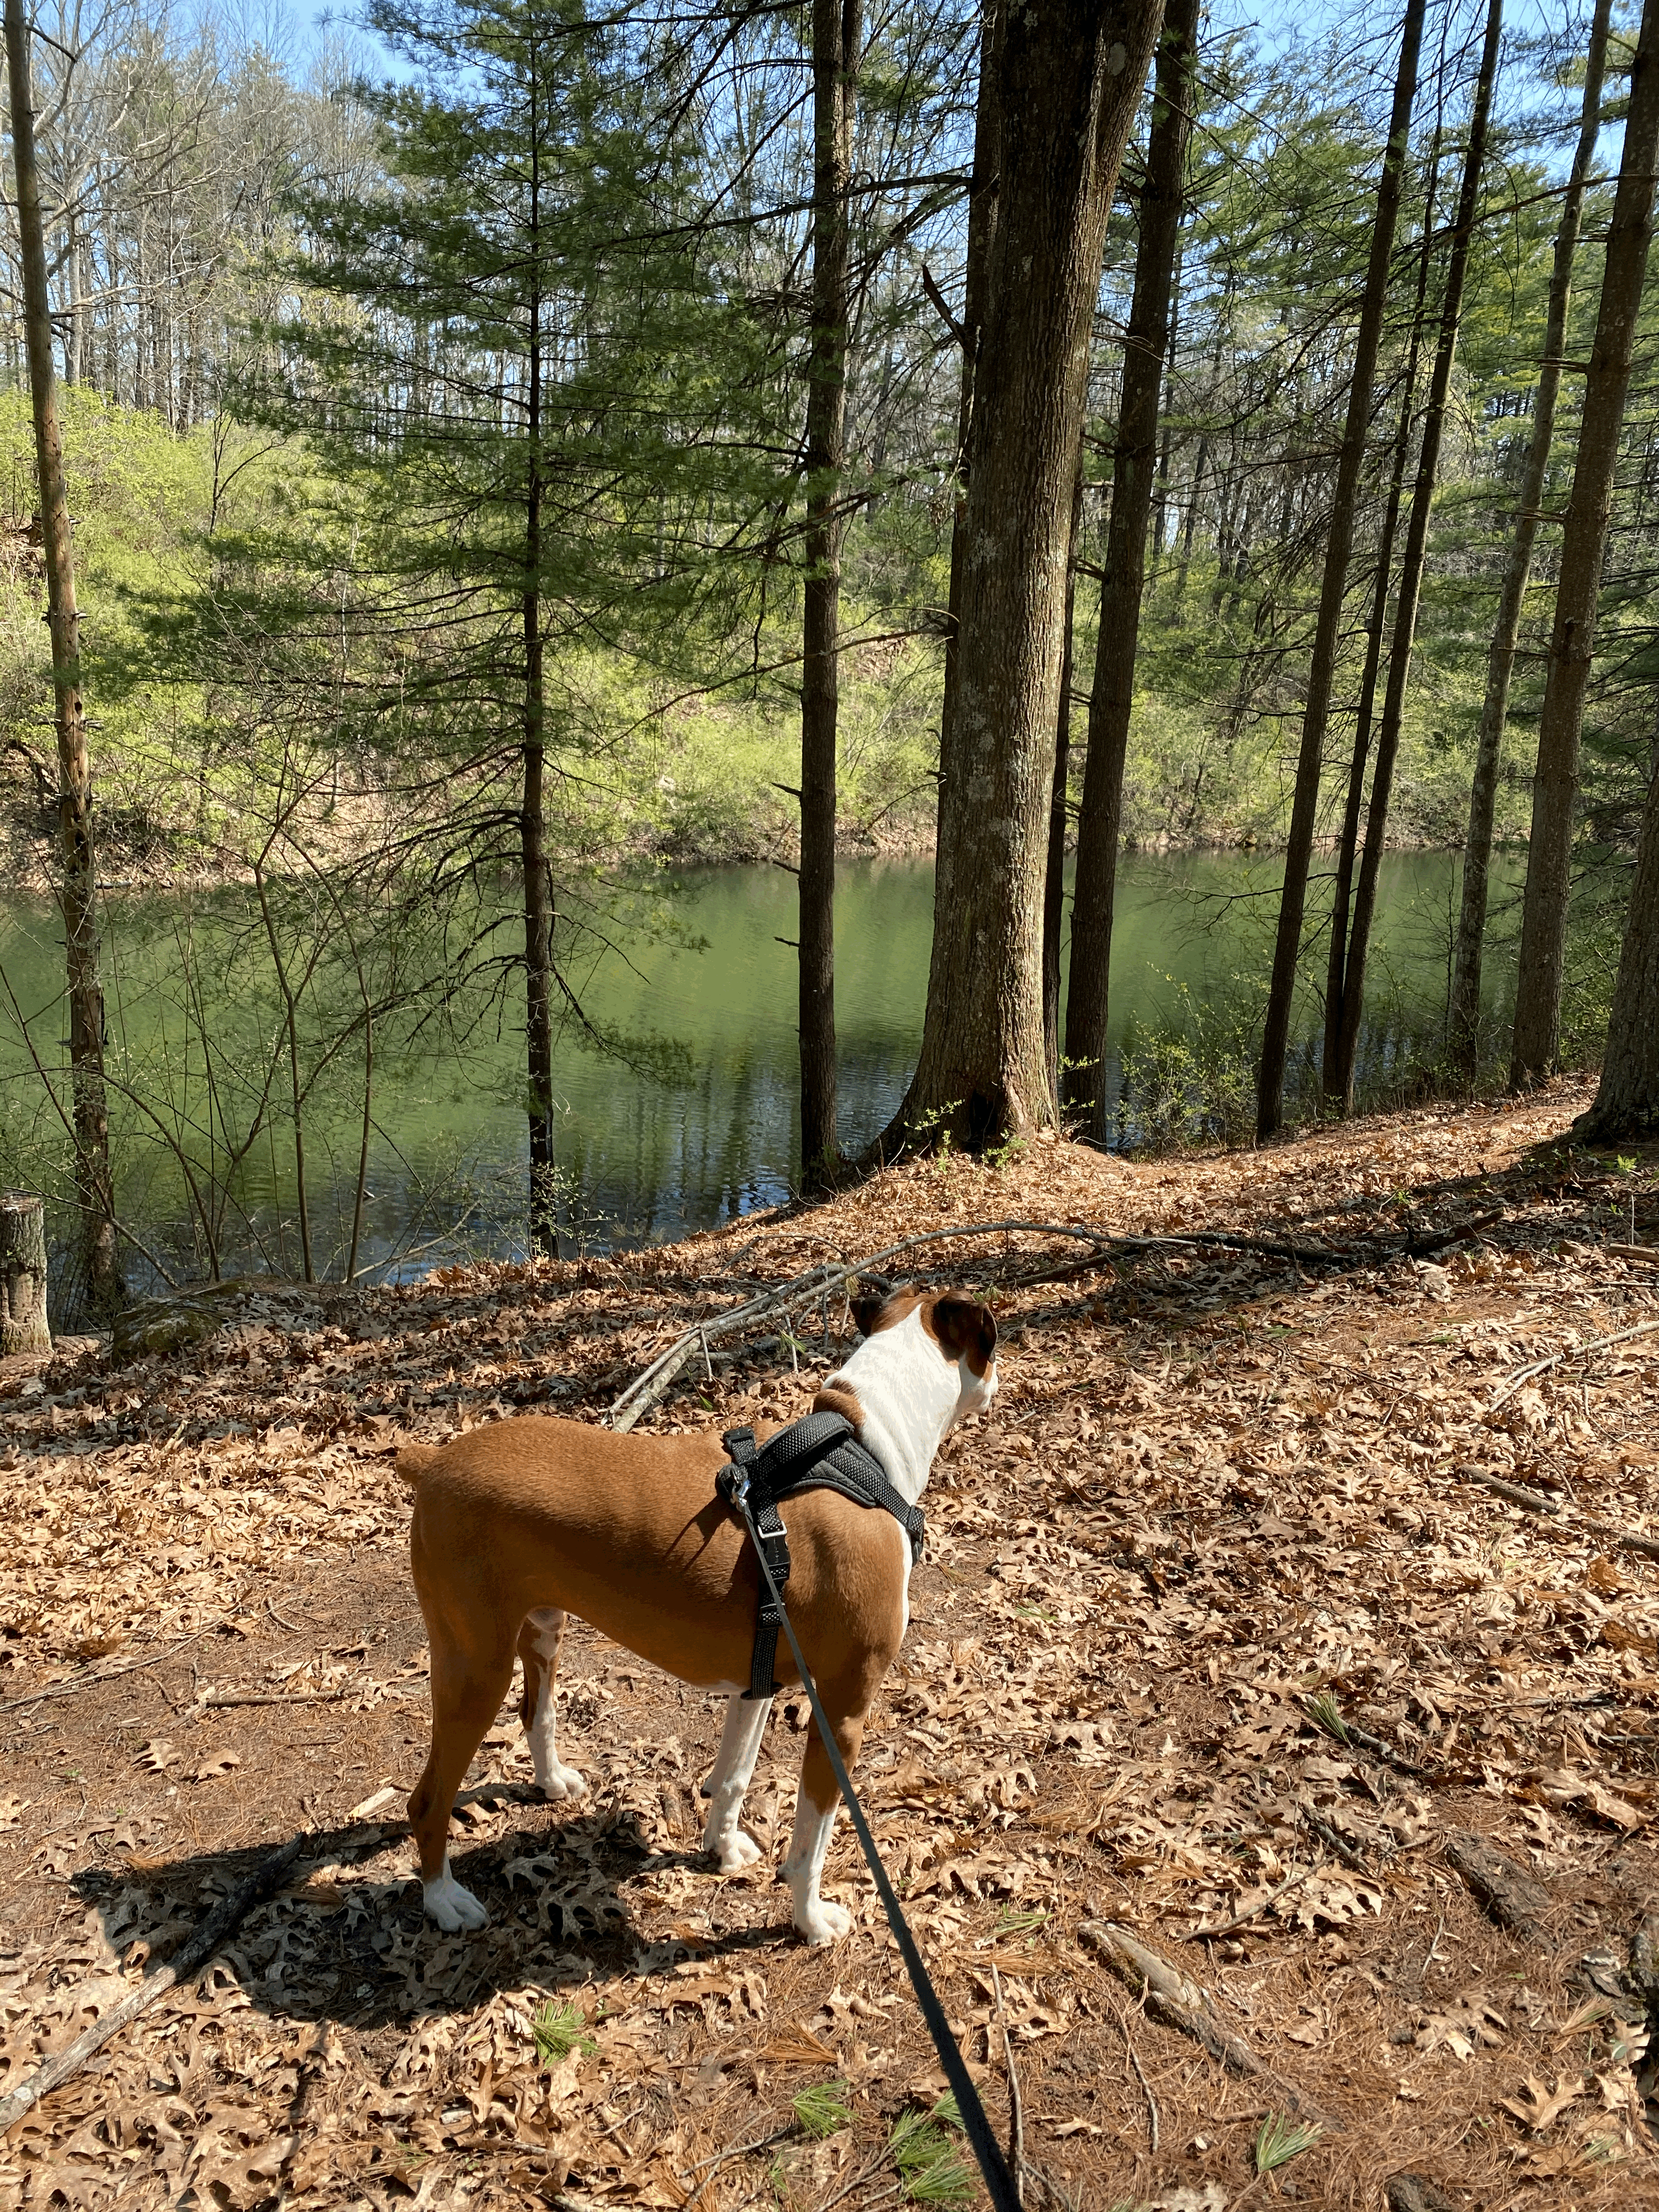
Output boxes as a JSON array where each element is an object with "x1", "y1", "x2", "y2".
[{"x1": 0, "y1": 849, "x2": 1526, "y2": 1296}]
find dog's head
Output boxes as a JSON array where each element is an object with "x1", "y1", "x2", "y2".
[{"x1": 850, "y1": 1284, "x2": 998, "y2": 1425}]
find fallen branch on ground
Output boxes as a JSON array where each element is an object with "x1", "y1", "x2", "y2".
[
  {"x1": 0, "y1": 1830, "x2": 307, "y2": 2132},
  {"x1": 1457, "y1": 1466, "x2": 1659, "y2": 1562},
  {"x1": 1490, "y1": 1315, "x2": 1659, "y2": 1412},
  {"x1": 1609, "y1": 1244, "x2": 1659, "y2": 1268},
  {"x1": 1181, "y1": 1858, "x2": 1323, "y2": 1942},
  {"x1": 1442, "y1": 1831, "x2": 1549, "y2": 1939},
  {"x1": 0, "y1": 1615, "x2": 236, "y2": 1716},
  {"x1": 1077, "y1": 1921, "x2": 1338, "y2": 2128}
]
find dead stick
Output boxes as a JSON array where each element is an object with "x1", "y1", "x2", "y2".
[
  {"x1": 1457, "y1": 1467, "x2": 1659, "y2": 1562},
  {"x1": 1181, "y1": 1857, "x2": 1324, "y2": 1942},
  {"x1": 196, "y1": 1689, "x2": 351, "y2": 1710},
  {"x1": 0, "y1": 1618, "x2": 229, "y2": 1716},
  {"x1": 1608, "y1": 1245, "x2": 1659, "y2": 1268},
  {"x1": 1112, "y1": 2001, "x2": 1160, "y2": 2153},
  {"x1": 991, "y1": 1963, "x2": 1026, "y2": 2204},
  {"x1": 0, "y1": 1830, "x2": 307, "y2": 2134},
  {"x1": 1077, "y1": 1922, "x2": 1339, "y2": 2130},
  {"x1": 1491, "y1": 1316, "x2": 1659, "y2": 1412}
]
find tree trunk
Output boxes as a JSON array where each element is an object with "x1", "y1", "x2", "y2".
[
  {"x1": 523, "y1": 85, "x2": 558, "y2": 1259},
  {"x1": 1322, "y1": 126, "x2": 1443, "y2": 1104},
  {"x1": 1331, "y1": 0, "x2": 1502, "y2": 1111},
  {"x1": 798, "y1": 0, "x2": 860, "y2": 1184},
  {"x1": 1577, "y1": 745, "x2": 1659, "y2": 1140},
  {"x1": 1043, "y1": 465, "x2": 1085, "y2": 1090},
  {"x1": 1510, "y1": 0, "x2": 1659, "y2": 1088},
  {"x1": 4, "y1": 0, "x2": 120, "y2": 1318},
  {"x1": 1254, "y1": 0, "x2": 1427, "y2": 1141},
  {"x1": 920, "y1": 0, "x2": 1003, "y2": 1082},
  {"x1": 1062, "y1": 0, "x2": 1199, "y2": 1143},
  {"x1": 1449, "y1": 0, "x2": 1609, "y2": 1085},
  {"x1": 881, "y1": 0, "x2": 1164, "y2": 1154},
  {"x1": 0, "y1": 1193, "x2": 49, "y2": 1356}
]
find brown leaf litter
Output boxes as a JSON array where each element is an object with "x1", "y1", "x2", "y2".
[{"x1": 1, "y1": 1076, "x2": 1658, "y2": 2209}]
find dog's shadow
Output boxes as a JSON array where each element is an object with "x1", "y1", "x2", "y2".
[{"x1": 70, "y1": 1799, "x2": 788, "y2": 2033}]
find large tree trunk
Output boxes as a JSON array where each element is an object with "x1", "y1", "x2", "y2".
[
  {"x1": 1449, "y1": 0, "x2": 1611, "y2": 1084},
  {"x1": 1254, "y1": 0, "x2": 1426, "y2": 1142},
  {"x1": 798, "y1": 0, "x2": 860, "y2": 1184},
  {"x1": 0, "y1": 1193, "x2": 49, "y2": 1356},
  {"x1": 1577, "y1": 744, "x2": 1659, "y2": 1140},
  {"x1": 881, "y1": 0, "x2": 1164, "y2": 1154},
  {"x1": 1511, "y1": 0, "x2": 1659, "y2": 1090},
  {"x1": 523, "y1": 102, "x2": 558, "y2": 1260},
  {"x1": 4, "y1": 0, "x2": 120, "y2": 1318},
  {"x1": 1062, "y1": 0, "x2": 1200, "y2": 1143},
  {"x1": 1330, "y1": 0, "x2": 1502, "y2": 1112}
]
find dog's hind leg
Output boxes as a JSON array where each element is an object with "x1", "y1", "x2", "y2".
[
  {"x1": 409, "y1": 1621, "x2": 515, "y2": 1932},
  {"x1": 701, "y1": 1694, "x2": 772, "y2": 1871},
  {"x1": 783, "y1": 1697, "x2": 868, "y2": 1944},
  {"x1": 517, "y1": 1607, "x2": 586, "y2": 1802}
]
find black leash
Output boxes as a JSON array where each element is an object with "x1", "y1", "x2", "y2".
[{"x1": 721, "y1": 1465, "x2": 1023, "y2": 2212}]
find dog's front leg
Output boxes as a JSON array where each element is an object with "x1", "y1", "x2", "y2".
[
  {"x1": 783, "y1": 1709, "x2": 865, "y2": 1944},
  {"x1": 701, "y1": 1694, "x2": 772, "y2": 1871}
]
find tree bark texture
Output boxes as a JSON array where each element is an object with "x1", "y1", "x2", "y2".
[
  {"x1": 1449, "y1": 0, "x2": 1611, "y2": 1084},
  {"x1": 1320, "y1": 184, "x2": 1435, "y2": 1106},
  {"x1": 1062, "y1": 0, "x2": 1199, "y2": 1144},
  {"x1": 522, "y1": 94, "x2": 558, "y2": 1259},
  {"x1": 1043, "y1": 466, "x2": 1085, "y2": 1090},
  {"x1": 0, "y1": 1193, "x2": 49, "y2": 1356},
  {"x1": 1331, "y1": 0, "x2": 1502, "y2": 1111},
  {"x1": 4, "y1": 0, "x2": 120, "y2": 1319},
  {"x1": 798, "y1": 0, "x2": 861, "y2": 1182},
  {"x1": 929, "y1": 0, "x2": 1003, "y2": 924},
  {"x1": 1254, "y1": 0, "x2": 1426, "y2": 1141},
  {"x1": 1511, "y1": 0, "x2": 1659, "y2": 1090},
  {"x1": 1579, "y1": 748, "x2": 1659, "y2": 1139},
  {"x1": 884, "y1": 0, "x2": 1165, "y2": 1153}
]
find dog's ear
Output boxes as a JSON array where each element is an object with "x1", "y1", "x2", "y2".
[
  {"x1": 850, "y1": 1293, "x2": 888, "y2": 1338},
  {"x1": 930, "y1": 1295, "x2": 997, "y2": 1373}
]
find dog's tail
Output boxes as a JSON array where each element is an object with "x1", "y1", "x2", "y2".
[{"x1": 395, "y1": 1441, "x2": 441, "y2": 1488}]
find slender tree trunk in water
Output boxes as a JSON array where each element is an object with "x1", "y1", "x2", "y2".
[
  {"x1": 879, "y1": 0, "x2": 1164, "y2": 1155},
  {"x1": 1043, "y1": 466, "x2": 1085, "y2": 1090},
  {"x1": 1063, "y1": 0, "x2": 1199, "y2": 1143},
  {"x1": 1451, "y1": 0, "x2": 1609, "y2": 1084},
  {"x1": 798, "y1": 0, "x2": 860, "y2": 1183},
  {"x1": 1322, "y1": 134, "x2": 1442, "y2": 1104},
  {"x1": 1578, "y1": 737, "x2": 1659, "y2": 1139},
  {"x1": 4, "y1": 0, "x2": 120, "y2": 1316},
  {"x1": 522, "y1": 99, "x2": 558, "y2": 1258},
  {"x1": 1255, "y1": 0, "x2": 1426, "y2": 1141},
  {"x1": 1333, "y1": 0, "x2": 1502, "y2": 1111}
]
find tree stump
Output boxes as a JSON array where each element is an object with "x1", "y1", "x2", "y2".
[{"x1": 1, "y1": 1192, "x2": 50, "y2": 1356}]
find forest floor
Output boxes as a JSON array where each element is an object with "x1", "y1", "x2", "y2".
[{"x1": 2, "y1": 1080, "x2": 1658, "y2": 2212}]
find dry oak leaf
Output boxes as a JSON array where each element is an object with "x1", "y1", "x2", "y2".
[
  {"x1": 1498, "y1": 2075, "x2": 1585, "y2": 2131},
  {"x1": 135, "y1": 1739, "x2": 177, "y2": 1773},
  {"x1": 0, "y1": 1794, "x2": 27, "y2": 1827},
  {"x1": 190, "y1": 1750, "x2": 241, "y2": 1782}
]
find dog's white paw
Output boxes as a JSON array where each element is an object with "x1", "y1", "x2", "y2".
[
  {"x1": 424, "y1": 1868, "x2": 489, "y2": 1932},
  {"x1": 795, "y1": 1895, "x2": 852, "y2": 1945},
  {"x1": 709, "y1": 1825, "x2": 763, "y2": 1872},
  {"x1": 535, "y1": 1758, "x2": 586, "y2": 1802}
]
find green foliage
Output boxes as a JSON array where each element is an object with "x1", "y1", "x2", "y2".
[
  {"x1": 790, "y1": 2079, "x2": 853, "y2": 2138},
  {"x1": 1114, "y1": 976, "x2": 1258, "y2": 1153},
  {"x1": 1254, "y1": 2112, "x2": 1324, "y2": 2174},
  {"x1": 888, "y1": 2099, "x2": 973, "y2": 2204},
  {"x1": 531, "y1": 1999, "x2": 596, "y2": 2065}
]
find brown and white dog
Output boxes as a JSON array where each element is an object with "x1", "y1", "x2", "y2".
[{"x1": 395, "y1": 1286, "x2": 998, "y2": 1943}]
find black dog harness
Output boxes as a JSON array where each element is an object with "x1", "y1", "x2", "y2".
[{"x1": 717, "y1": 1413, "x2": 925, "y2": 1701}]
